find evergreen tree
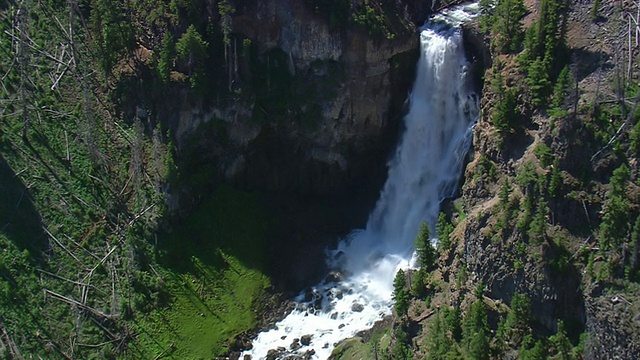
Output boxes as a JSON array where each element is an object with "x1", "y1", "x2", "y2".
[
  {"x1": 599, "y1": 164, "x2": 631, "y2": 250},
  {"x1": 549, "y1": 160, "x2": 562, "y2": 198},
  {"x1": 157, "y1": 32, "x2": 175, "y2": 83},
  {"x1": 427, "y1": 311, "x2": 453, "y2": 359},
  {"x1": 444, "y1": 306, "x2": 462, "y2": 342},
  {"x1": 550, "y1": 320, "x2": 573, "y2": 360},
  {"x1": 520, "y1": 337, "x2": 548, "y2": 360},
  {"x1": 392, "y1": 326, "x2": 413, "y2": 359},
  {"x1": 504, "y1": 292, "x2": 532, "y2": 346},
  {"x1": 90, "y1": 0, "x2": 135, "y2": 75},
  {"x1": 630, "y1": 119, "x2": 640, "y2": 157},
  {"x1": 528, "y1": 198, "x2": 549, "y2": 244},
  {"x1": 491, "y1": 0, "x2": 527, "y2": 53},
  {"x1": 462, "y1": 300, "x2": 490, "y2": 360},
  {"x1": 551, "y1": 66, "x2": 572, "y2": 109},
  {"x1": 415, "y1": 222, "x2": 436, "y2": 269},
  {"x1": 526, "y1": 58, "x2": 551, "y2": 106},
  {"x1": 493, "y1": 88, "x2": 520, "y2": 133},
  {"x1": 393, "y1": 269, "x2": 409, "y2": 317},
  {"x1": 479, "y1": 0, "x2": 496, "y2": 32},
  {"x1": 498, "y1": 179, "x2": 514, "y2": 232},
  {"x1": 436, "y1": 212, "x2": 454, "y2": 252},
  {"x1": 176, "y1": 25, "x2": 208, "y2": 70},
  {"x1": 411, "y1": 267, "x2": 428, "y2": 298}
]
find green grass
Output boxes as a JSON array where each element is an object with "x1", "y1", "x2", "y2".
[
  {"x1": 331, "y1": 337, "x2": 372, "y2": 359},
  {"x1": 131, "y1": 185, "x2": 272, "y2": 359}
]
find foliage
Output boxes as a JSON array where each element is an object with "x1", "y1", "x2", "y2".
[
  {"x1": 520, "y1": 0, "x2": 569, "y2": 107},
  {"x1": 631, "y1": 216, "x2": 640, "y2": 280},
  {"x1": 534, "y1": 143, "x2": 553, "y2": 168},
  {"x1": 528, "y1": 198, "x2": 549, "y2": 244},
  {"x1": 497, "y1": 179, "x2": 516, "y2": 233},
  {"x1": 437, "y1": 212, "x2": 455, "y2": 253},
  {"x1": 503, "y1": 293, "x2": 532, "y2": 346},
  {"x1": 599, "y1": 164, "x2": 630, "y2": 250},
  {"x1": 176, "y1": 24, "x2": 209, "y2": 87},
  {"x1": 630, "y1": 118, "x2": 640, "y2": 157},
  {"x1": 493, "y1": 87, "x2": 521, "y2": 134},
  {"x1": 351, "y1": 0, "x2": 395, "y2": 39},
  {"x1": 526, "y1": 58, "x2": 552, "y2": 107},
  {"x1": 462, "y1": 300, "x2": 490, "y2": 360},
  {"x1": 549, "y1": 320, "x2": 574, "y2": 360},
  {"x1": 490, "y1": 0, "x2": 527, "y2": 53},
  {"x1": 476, "y1": 154, "x2": 497, "y2": 180},
  {"x1": 427, "y1": 311, "x2": 454, "y2": 359},
  {"x1": 392, "y1": 325, "x2": 414, "y2": 359},
  {"x1": 218, "y1": 0, "x2": 235, "y2": 46},
  {"x1": 90, "y1": 0, "x2": 135, "y2": 75},
  {"x1": 549, "y1": 160, "x2": 562, "y2": 198},
  {"x1": 134, "y1": 186, "x2": 272, "y2": 357},
  {"x1": 157, "y1": 32, "x2": 175, "y2": 83},
  {"x1": 591, "y1": 0, "x2": 601, "y2": 21},
  {"x1": 412, "y1": 267, "x2": 429, "y2": 298},
  {"x1": 519, "y1": 335, "x2": 548, "y2": 359},
  {"x1": 393, "y1": 269, "x2": 409, "y2": 317},
  {"x1": 551, "y1": 66, "x2": 572, "y2": 110},
  {"x1": 415, "y1": 222, "x2": 437, "y2": 269}
]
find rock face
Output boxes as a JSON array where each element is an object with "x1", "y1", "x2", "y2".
[
  {"x1": 170, "y1": 0, "x2": 425, "y2": 199},
  {"x1": 152, "y1": 0, "x2": 439, "y2": 289}
]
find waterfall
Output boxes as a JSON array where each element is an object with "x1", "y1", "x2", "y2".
[{"x1": 244, "y1": 5, "x2": 479, "y2": 359}]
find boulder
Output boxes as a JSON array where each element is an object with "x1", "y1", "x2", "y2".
[{"x1": 300, "y1": 334, "x2": 312, "y2": 346}]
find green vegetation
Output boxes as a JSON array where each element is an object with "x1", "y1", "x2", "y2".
[
  {"x1": 0, "y1": 1, "x2": 275, "y2": 358},
  {"x1": 481, "y1": 0, "x2": 527, "y2": 53},
  {"x1": 175, "y1": 25, "x2": 209, "y2": 87},
  {"x1": 415, "y1": 222, "x2": 437, "y2": 269},
  {"x1": 393, "y1": 269, "x2": 410, "y2": 317},
  {"x1": 436, "y1": 212, "x2": 454, "y2": 252},
  {"x1": 132, "y1": 186, "x2": 272, "y2": 357},
  {"x1": 599, "y1": 164, "x2": 631, "y2": 251}
]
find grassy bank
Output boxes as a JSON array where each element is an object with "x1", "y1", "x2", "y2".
[{"x1": 131, "y1": 186, "x2": 273, "y2": 358}]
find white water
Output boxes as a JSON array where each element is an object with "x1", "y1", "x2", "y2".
[{"x1": 244, "y1": 6, "x2": 479, "y2": 359}]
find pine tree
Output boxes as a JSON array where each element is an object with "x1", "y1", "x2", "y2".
[
  {"x1": 491, "y1": 0, "x2": 527, "y2": 53},
  {"x1": 551, "y1": 66, "x2": 572, "y2": 109},
  {"x1": 411, "y1": 267, "x2": 428, "y2": 298},
  {"x1": 436, "y1": 212, "x2": 454, "y2": 253},
  {"x1": 493, "y1": 88, "x2": 520, "y2": 133},
  {"x1": 176, "y1": 25, "x2": 208, "y2": 70},
  {"x1": 427, "y1": 311, "x2": 452, "y2": 359},
  {"x1": 415, "y1": 222, "x2": 436, "y2": 269},
  {"x1": 630, "y1": 119, "x2": 640, "y2": 157},
  {"x1": 528, "y1": 198, "x2": 549, "y2": 244},
  {"x1": 158, "y1": 32, "x2": 175, "y2": 83},
  {"x1": 443, "y1": 306, "x2": 462, "y2": 342},
  {"x1": 504, "y1": 293, "x2": 532, "y2": 345},
  {"x1": 550, "y1": 320, "x2": 573, "y2": 360},
  {"x1": 527, "y1": 58, "x2": 551, "y2": 106},
  {"x1": 599, "y1": 164, "x2": 631, "y2": 250},
  {"x1": 462, "y1": 300, "x2": 490, "y2": 360},
  {"x1": 393, "y1": 269, "x2": 409, "y2": 317},
  {"x1": 549, "y1": 160, "x2": 562, "y2": 198}
]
